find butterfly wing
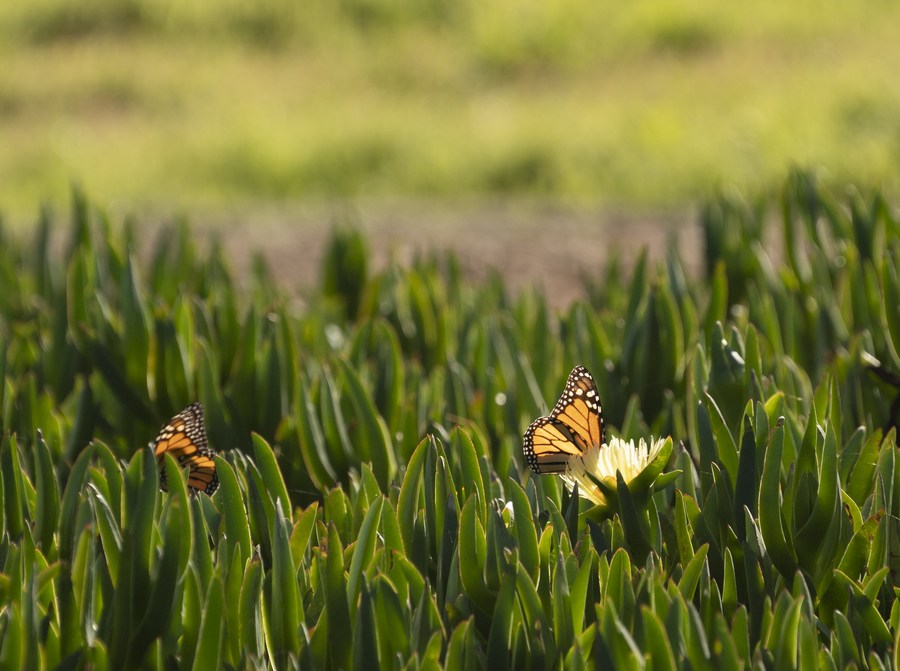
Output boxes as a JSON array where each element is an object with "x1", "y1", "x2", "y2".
[
  {"x1": 523, "y1": 416, "x2": 592, "y2": 474},
  {"x1": 152, "y1": 402, "x2": 219, "y2": 495},
  {"x1": 523, "y1": 365, "x2": 606, "y2": 475}
]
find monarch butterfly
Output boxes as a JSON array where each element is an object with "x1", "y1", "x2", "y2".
[
  {"x1": 523, "y1": 365, "x2": 606, "y2": 474},
  {"x1": 151, "y1": 402, "x2": 219, "y2": 496}
]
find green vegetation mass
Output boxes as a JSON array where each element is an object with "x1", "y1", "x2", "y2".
[
  {"x1": 1, "y1": 173, "x2": 900, "y2": 667},
  {"x1": 1, "y1": 0, "x2": 900, "y2": 217}
]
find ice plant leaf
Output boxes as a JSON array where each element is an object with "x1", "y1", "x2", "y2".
[{"x1": 616, "y1": 472, "x2": 651, "y2": 561}]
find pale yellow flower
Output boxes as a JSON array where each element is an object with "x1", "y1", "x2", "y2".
[{"x1": 561, "y1": 436, "x2": 669, "y2": 508}]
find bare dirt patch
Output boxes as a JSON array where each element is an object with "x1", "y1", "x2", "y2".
[{"x1": 192, "y1": 201, "x2": 701, "y2": 309}]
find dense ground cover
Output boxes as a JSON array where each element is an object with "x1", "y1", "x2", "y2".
[
  {"x1": 2, "y1": 172, "x2": 900, "y2": 667},
  {"x1": 2, "y1": 0, "x2": 900, "y2": 217}
]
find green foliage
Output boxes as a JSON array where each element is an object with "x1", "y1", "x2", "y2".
[
  {"x1": 4, "y1": 1, "x2": 900, "y2": 216},
  {"x1": 2, "y1": 172, "x2": 900, "y2": 666}
]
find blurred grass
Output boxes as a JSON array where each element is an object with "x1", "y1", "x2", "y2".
[{"x1": 1, "y1": 0, "x2": 900, "y2": 219}]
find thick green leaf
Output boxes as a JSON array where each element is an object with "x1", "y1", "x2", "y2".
[
  {"x1": 108, "y1": 449, "x2": 159, "y2": 669},
  {"x1": 758, "y1": 420, "x2": 797, "y2": 578},
  {"x1": 338, "y1": 358, "x2": 396, "y2": 490},
  {"x1": 347, "y1": 497, "x2": 384, "y2": 618},
  {"x1": 505, "y1": 479, "x2": 539, "y2": 581},
  {"x1": 128, "y1": 490, "x2": 186, "y2": 663},
  {"x1": 642, "y1": 607, "x2": 677, "y2": 671},
  {"x1": 398, "y1": 436, "x2": 430, "y2": 556},
  {"x1": 1, "y1": 434, "x2": 26, "y2": 538},
  {"x1": 514, "y1": 563, "x2": 556, "y2": 662},
  {"x1": 834, "y1": 569, "x2": 892, "y2": 644},
  {"x1": 458, "y1": 494, "x2": 493, "y2": 614},
  {"x1": 268, "y1": 500, "x2": 301, "y2": 662},
  {"x1": 796, "y1": 422, "x2": 840, "y2": 573},
  {"x1": 702, "y1": 393, "x2": 739, "y2": 484},
  {"x1": 485, "y1": 569, "x2": 518, "y2": 671},
  {"x1": 452, "y1": 428, "x2": 486, "y2": 522},
  {"x1": 58, "y1": 443, "x2": 95, "y2": 562},
  {"x1": 215, "y1": 456, "x2": 252, "y2": 568},
  {"x1": 191, "y1": 575, "x2": 225, "y2": 671},
  {"x1": 324, "y1": 523, "x2": 352, "y2": 670},
  {"x1": 120, "y1": 253, "x2": 151, "y2": 402},
  {"x1": 678, "y1": 544, "x2": 709, "y2": 601},
  {"x1": 444, "y1": 618, "x2": 482, "y2": 671},
  {"x1": 294, "y1": 372, "x2": 337, "y2": 490},
  {"x1": 33, "y1": 431, "x2": 61, "y2": 551},
  {"x1": 353, "y1": 578, "x2": 379, "y2": 671},
  {"x1": 846, "y1": 429, "x2": 883, "y2": 506},
  {"x1": 551, "y1": 550, "x2": 574, "y2": 653},
  {"x1": 615, "y1": 473, "x2": 650, "y2": 562},
  {"x1": 372, "y1": 575, "x2": 410, "y2": 664},
  {"x1": 250, "y1": 433, "x2": 291, "y2": 525},
  {"x1": 239, "y1": 559, "x2": 265, "y2": 660},
  {"x1": 674, "y1": 491, "x2": 695, "y2": 565},
  {"x1": 290, "y1": 501, "x2": 319, "y2": 567},
  {"x1": 733, "y1": 424, "x2": 757, "y2": 540}
]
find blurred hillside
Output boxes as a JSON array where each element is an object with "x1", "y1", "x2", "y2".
[{"x1": 1, "y1": 0, "x2": 899, "y2": 221}]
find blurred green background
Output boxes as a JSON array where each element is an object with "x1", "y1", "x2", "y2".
[{"x1": 2, "y1": 0, "x2": 900, "y2": 221}]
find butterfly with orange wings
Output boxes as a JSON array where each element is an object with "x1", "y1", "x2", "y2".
[
  {"x1": 151, "y1": 402, "x2": 219, "y2": 496},
  {"x1": 523, "y1": 365, "x2": 606, "y2": 474}
]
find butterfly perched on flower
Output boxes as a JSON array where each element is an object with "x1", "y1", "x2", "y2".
[
  {"x1": 151, "y1": 402, "x2": 219, "y2": 496},
  {"x1": 523, "y1": 365, "x2": 606, "y2": 475},
  {"x1": 524, "y1": 365, "x2": 671, "y2": 513}
]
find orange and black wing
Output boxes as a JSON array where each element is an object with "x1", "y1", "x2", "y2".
[
  {"x1": 523, "y1": 365, "x2": 606, "y2": 474},
  {"x1": 152, "y1": 402, "x2": 219, "y2": 495}
]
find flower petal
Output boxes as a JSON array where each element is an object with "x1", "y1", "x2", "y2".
[{"x1": 562, "y1": 435, "x2": 673, "y2": 513}]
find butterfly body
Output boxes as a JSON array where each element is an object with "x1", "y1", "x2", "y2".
[
  {"x1": 151, "y1": 402, "x2": 219, "y2": 496},
  {"x1": 523, "y1": 366, "x2": 606, "y2": 475}
]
